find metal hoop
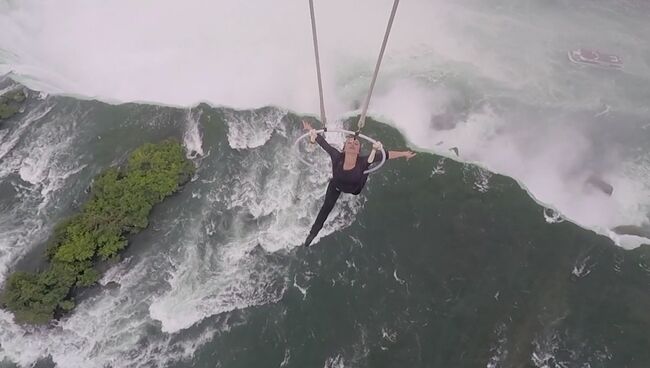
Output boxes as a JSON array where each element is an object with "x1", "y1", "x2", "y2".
[{"x1": 294, "y1": 129, "x2": 387, "y2": 174}]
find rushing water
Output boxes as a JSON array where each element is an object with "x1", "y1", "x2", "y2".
[
  {"x1": 1, "y1": 77, "x2": 649, "y2": 368},
  {"x1": 1, "y1": 0, "x2": 649, "y2": 367}
]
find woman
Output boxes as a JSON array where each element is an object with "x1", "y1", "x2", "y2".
[{"x1": 302, "y1": 120, "x2": 417, "y2": 247}]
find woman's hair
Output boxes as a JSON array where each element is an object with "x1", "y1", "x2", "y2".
[{"x1": 342, "y1": 136, "x2": 360, "y2": 150}]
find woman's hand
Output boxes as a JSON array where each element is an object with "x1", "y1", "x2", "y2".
[
  {"x1": 303, "y1": 120, "x2": 317, "y2": 143},
  {"x1": 388, "y1": 150, "x2": 417, "y2": 160},
  {"x1": 404, "y1": 151, "x2": 417, "y2": 161},
  {"x1": 302, "y1": 120, "x2": 314, "y2": 131}
]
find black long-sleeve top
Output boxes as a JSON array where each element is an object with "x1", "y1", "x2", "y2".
[{"x1": 315, "y1": 134, "x2": 388, "y2": 194}]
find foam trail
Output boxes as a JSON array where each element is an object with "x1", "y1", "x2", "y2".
[
  {"x1": 183, "y1": 110, "x2": 204, "y2": 158},
  {"x1": 0, "y1": 96, "x2": 86, "y2": 283}
]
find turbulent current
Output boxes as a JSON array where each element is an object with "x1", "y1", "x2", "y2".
[{"x1": 1, "y1": 0, "x2": 650, "y2": 367}]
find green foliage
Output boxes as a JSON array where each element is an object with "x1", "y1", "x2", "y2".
[
  {"x1": 0, "y1": 89, "x2": 26, "y2": 120},
  {"x1": 11, "y1": 90, "x2": 26, "y2": 103},
  {"x1": 51, "y1": 220, "x2": 96, "y2": 263},
  {"x1": 76, "y1": 267, "x2": 100, "y2": 287},
  {"x1": 1, "y1": 140, "x2": 194, "y2": 324},
  {"x1": 96, "y1": 227, "x2": 128, "y2": 261},
  {"x1": 0, "y1": 104, "x2": 18, "y2": 119},
  {"x1": 2, "y1": 269, "x2": 74, "y2": 325}
]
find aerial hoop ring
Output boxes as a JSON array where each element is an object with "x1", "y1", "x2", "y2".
[{"x1": 294, "y1": 129, "x2": 387, "y2": 174}]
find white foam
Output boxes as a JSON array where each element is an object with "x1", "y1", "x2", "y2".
[
  {"x1": 324, "y1": 354, "x2": 346, "y2": 368},
  {"x1": 148, "y1": 229, "x2": 287, "y2": 333},
  {"x1": 226, "y1": 108, "x2": 288, "y2": 150},
  {"x1": 531, "y1": 333, "x2": 562, "y2": 368},
  {"x1": 183, "y1": 110, "x2": 204, "y2": 158},
  {"x1": 486, "y1": 323, "x2": 508, "y2": 368},
  {"x1": 0, "y1": 99, "x2": 86, "y2": 287},
  {"x1": 607, "y1": 231, "x2": 650, "y2": 250},
  {"x1": 572, "y1": 256, "x2": 592, "y2": 278},
  {"x1": 0, "y1": 103, "x2": 52, "y2": 173},
  {"x1": 280, "y1": 349, "x2": 291, "y2": 367},
  {"x1": 543, "y1": 208, "x2": 564, "y2": 224}
]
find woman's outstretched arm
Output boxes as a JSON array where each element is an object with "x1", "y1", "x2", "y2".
[
  {"x1": 387, "y1": 150, "x2": 416, "y2": 160},
  {"x1": 368, "y1": 143, "x2": 416, "y2": 164}
]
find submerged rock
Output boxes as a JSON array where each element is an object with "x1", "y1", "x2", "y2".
[
  {"x1": 586, "y1": 175, "x2": 613, "y2": 196},
  {"x1": 430, "y1": 112, "x2": 458, "y2": 131},
  {"x1": 613, "y1": 225, "x2": 650, "y2": 239}
]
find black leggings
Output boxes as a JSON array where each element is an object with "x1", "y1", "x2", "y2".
[{"x1": 309, "y1": 181, "x2": 342, "y2": 236}]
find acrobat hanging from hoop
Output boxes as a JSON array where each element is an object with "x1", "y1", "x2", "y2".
[
  {"x1": 298, "y1": 121, "x2": 415, "y2": 247},
  {"x1": 296, "y1": 0, "x2": 416, "y2": 247}
]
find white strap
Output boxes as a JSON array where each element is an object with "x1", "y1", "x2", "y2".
[{"x1": 368, "y1": 141, "x2": 383, "y2": 163}]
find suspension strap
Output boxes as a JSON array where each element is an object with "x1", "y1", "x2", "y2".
[
  {"x1": 357, "y1": 0, "x2": 400, "y2": 132},
  {"x1": 308, "y1": 0, "x2": 327, "y2": 126}
]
